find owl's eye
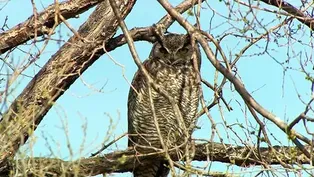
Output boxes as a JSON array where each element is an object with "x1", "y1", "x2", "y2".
[
  {"x1": 159, "y1": 47, "x2": 168, "y2": 54},
  {"x1": 178, "y1": 47, "x2": 189, "y2": 54}
]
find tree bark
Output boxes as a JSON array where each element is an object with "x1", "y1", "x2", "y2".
[{"x1": 0, "y1": 0, "x2": 104, "y2": 54}]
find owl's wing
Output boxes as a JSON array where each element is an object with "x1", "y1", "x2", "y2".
[
  {"x1": 127, "y1": 59, "x2": 170, "y2": 177},
  {"x1": 127, "y1": 59, "x2": 152, "y2": 147}
]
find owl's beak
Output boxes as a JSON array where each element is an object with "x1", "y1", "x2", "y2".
[
  {"x1": 170, "y1": 53, "x2": 176, "y2": 62},
  {"x1": 169, "y1": 53, "x2": 183, "y2": 65},
  {"x1": 171, "y1": 53, "x2": 175, "y2": 60}
]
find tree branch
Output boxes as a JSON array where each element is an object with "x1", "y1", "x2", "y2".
[
  {"x1": 0, "y1": 0, "x2": 103, "y2": 54},
  {"x1": 0, "y1": 142, "x2": 310, "y2": 176},
  {"x1": 259, "y1": 0, "x2": 314, "y2": 30},
  {"x1": 105, "y1": 0, "x2": 206, "y2": 51}
]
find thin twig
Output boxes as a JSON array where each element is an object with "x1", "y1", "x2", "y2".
[{"x1": 90, "y1": 133, "x2": 127, "y2": 157}]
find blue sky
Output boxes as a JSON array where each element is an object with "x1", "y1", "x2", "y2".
[{"x1": 1, "y1": 0, "x2": 313, "y2": 176}]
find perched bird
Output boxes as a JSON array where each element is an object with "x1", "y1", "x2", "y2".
[{"x1": 128, "y1": 33, "x2": 201, "y2": 177}]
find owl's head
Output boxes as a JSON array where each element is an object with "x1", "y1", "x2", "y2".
[{"x1": 149, "y1": 33, "x2": 200, "y2": 66}]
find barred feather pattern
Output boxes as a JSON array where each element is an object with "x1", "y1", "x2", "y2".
[{"x1": 128, "y1": 34, "x2": 201, "y2": 177}]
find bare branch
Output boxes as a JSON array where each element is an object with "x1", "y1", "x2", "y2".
[
  {"x1": 0, "y1": 142, "x2": 310, "y2": 176},
  {"x1": 0, "y1": 0, "x2": 103, "y2": 54},
  {"x1": 105, "y1": 0, "x2": 206, "y2": 51},
  {"x1": 259, "y1": 0, "x2": 314, "y2": 30}
]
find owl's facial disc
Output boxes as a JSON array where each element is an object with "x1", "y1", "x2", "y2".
[
  {"x1": 150, "y1": 33, "x2": 198, "y2": 66},
  {"x1": 157, "y1": 44, "x2": 192, "y2": 66}
]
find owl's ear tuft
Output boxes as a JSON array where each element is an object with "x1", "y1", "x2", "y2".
[
  {"x1": 183, "y1": 34, "x2": 191, "y2": 45},
  {"x1": 152, "y1": 24, "x2": 166, "y2": 44}
]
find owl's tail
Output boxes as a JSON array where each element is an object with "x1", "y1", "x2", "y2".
[{"x1": 133, "y1": 161, "x2": 169, "y2": 177}]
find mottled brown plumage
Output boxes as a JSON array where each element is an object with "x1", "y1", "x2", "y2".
[{"x1": 128, "y1": 33, "x2": 201, "y2": 177}]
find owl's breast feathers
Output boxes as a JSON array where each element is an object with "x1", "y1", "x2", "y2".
[{"x1": 128, "y1": 58, "x2": 200, "y2": 148}]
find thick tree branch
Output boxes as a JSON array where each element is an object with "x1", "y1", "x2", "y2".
[
  {"x1": 259, "y1": 0, "x2": 314, "y2": 30},
  {"x1": 105, "y1": 0, "x2": 206, "y2": 51},
  {"x1": 0, "y1": 142, "x2": 310, "y2": 176},
  {"x1": 0, "y1": 0, "x2": 136, "y2": 167},
  {"x1": 0, "y1": 0, "x2": 103, "y2": 54}
]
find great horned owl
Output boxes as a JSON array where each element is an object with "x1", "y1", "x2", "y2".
[{"x1": 128, "y1": 33, "x2": 201, "y2": 177}]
